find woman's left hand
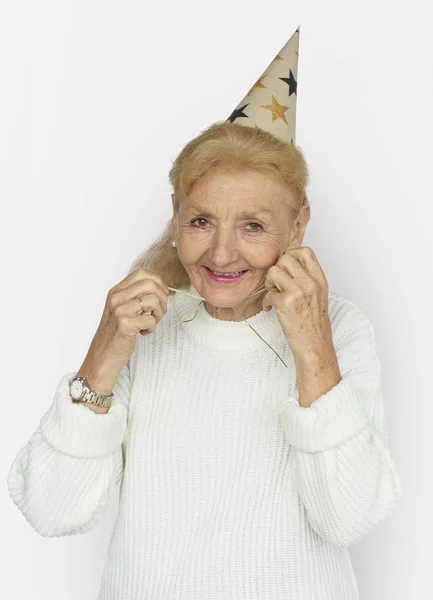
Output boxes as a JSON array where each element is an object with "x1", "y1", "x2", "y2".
[{"x1": 262, "y1": 246, "x2": 333, "y2": 356}]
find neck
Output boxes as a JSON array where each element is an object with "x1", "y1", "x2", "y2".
[
  {"x1": 171, "y1": 281, "x2": 283, "y2": 351},
  {"x1": 204, "y1": 298, "x2": 264, "y2": 322}
]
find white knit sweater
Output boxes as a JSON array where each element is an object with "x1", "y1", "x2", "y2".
[{"x1": 7, "y1": 282, "x2": 402, "y2": 600}]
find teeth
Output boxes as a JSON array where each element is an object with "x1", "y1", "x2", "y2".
[{"x1": 210, "y1": 269, "x2": 244, "y2": 277}]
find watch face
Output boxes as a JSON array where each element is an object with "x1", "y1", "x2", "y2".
[{"x1": 70, "y1": 378, "x2": 84, "y2": 400}]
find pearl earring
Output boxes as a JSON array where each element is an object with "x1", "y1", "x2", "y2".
[{"x1": 171, "y1": 240, "x2": 176, "y2": 247}]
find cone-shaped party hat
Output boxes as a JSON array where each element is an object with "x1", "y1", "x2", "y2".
[{"x1": 226, "y1": 26, "x2": 300, "y2": 145}]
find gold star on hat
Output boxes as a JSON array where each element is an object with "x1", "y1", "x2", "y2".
[{"x1": 226, "y1": 26, "x2": 300, "y2": 145}]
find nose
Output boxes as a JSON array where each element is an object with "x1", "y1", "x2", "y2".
[{"x1": 207, "y1": 226, "x2": 240, "y2": 264}]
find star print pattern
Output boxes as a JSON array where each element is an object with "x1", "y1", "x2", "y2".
[{"x1": 225, "y1": 26, "x2": 300, "y2": 146}]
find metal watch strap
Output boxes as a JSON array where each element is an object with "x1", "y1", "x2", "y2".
[{"x1": 81, "y1": 389, "x2": 113, "y2": 409}]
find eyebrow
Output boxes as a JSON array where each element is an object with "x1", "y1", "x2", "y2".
[{"x1": 186, "y1": 205, "x2": 274, "y2": 219}]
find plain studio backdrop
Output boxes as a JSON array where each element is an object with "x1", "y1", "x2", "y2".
[{"x1": 1, "y1": 1, "x2": 431, "y2": 599}]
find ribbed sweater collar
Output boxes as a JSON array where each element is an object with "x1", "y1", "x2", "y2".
[{"x1": 172, "y1": 281, "x2": 283, "y2": 351}]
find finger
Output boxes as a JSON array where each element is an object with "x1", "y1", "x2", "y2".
[
  {"x1": 275, "y1": 253, "x2": 308, "y2": 279},
  {"x1": 262, "y1": 279, "x2": 300, "y2": 311},
  {"x1": 114, "y1": 293, "x2": 165, "y2": 321},
  {"x1": 265, "y1": 264, "x2": 294, "y2": 292},
  {"x1": 284, "y1": 247, "x2": 327, "y2": 284},
  {"x1": 132, "y1": 293, "x2": 165, "y2": 321},
  {"x1": 112, "y1": 267, "x2": 170, "y2": 295},
  {"x1": 111, "y1": 279, "x2": 168, "y2": 320},
  {"x1": 129, "y1": 281, "x2": 168, "y2": 319}
]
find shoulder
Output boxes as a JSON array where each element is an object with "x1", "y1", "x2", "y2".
[
  {"x1": 327, "y1": 289, "x2": 378, "y2": 354},
  {"x1": 327, "y1": 289, "x2": 381, "y2": 386},
  {"x1": 328, "y1": 289, "x2": 375, "y2": 334}
]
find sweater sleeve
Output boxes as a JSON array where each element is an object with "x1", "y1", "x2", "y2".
[
  {"x1": 7, "y1": 363, "x2": 130, "y2": 538},
  {"x1": 280, "y1": 302, "x2": 402, "y2": 548}
]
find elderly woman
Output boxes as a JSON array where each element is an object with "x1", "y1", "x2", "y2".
[{"x1": 7, "y1": 120, "x2": 401, "y2": 599}]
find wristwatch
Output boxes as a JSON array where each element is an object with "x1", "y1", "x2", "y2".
[{"x1": 69, "y1": 375, "x2": 114, "y2": 409}]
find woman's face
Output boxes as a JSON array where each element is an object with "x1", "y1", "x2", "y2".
[{"x1": 171, "y1": 168, "x2": 309, "y2": 321}]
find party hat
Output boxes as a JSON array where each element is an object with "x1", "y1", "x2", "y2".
[{"x1": 226, "y1": 26, "x2": 300, "y2": 145}]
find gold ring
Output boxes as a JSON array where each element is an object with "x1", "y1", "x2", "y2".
[{"x1": 138, "y1": 296, "x2": 152, "y2": 315}]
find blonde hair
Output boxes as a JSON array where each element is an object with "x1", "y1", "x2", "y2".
[{"x1": 128, "y1": 120, "x2": 310, "y2": 292}]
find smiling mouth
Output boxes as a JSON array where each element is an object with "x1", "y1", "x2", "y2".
[
  {"x1": 205, "y1": 266, "x2": 249, "y2": 275},
  {"x1": 202, "y1": 266, "x2": 250, "y2": 281}
]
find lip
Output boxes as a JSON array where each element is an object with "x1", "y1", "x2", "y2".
[{"x1": 202, "y1": 265, "x2": 249, "y2": 283}]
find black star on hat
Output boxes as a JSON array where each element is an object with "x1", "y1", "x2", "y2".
[
  {"x1": 279, "y1": 69, "x2": 297, "y2": 97},
  {"x1": 226, "y1": 104, "x2": 250, "y2": 123}
]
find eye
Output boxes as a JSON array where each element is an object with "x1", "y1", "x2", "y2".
[
  {"x1": 190, "y1": 218, "x2": 263, "y2": 231},
  {"x1": 247, "y1": 222, "x2": 263, "y2": 231},
  {"x1": 190, "y1": 218, "x2": 208, "y2": 227}
]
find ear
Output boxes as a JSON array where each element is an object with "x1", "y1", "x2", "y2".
[{"x1": 286, "y1": 204, "x2": 311, "y2": 250}]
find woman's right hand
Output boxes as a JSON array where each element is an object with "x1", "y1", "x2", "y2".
[{"x1": 77, "y1": 268, "x2": 170, "y2": 395}]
